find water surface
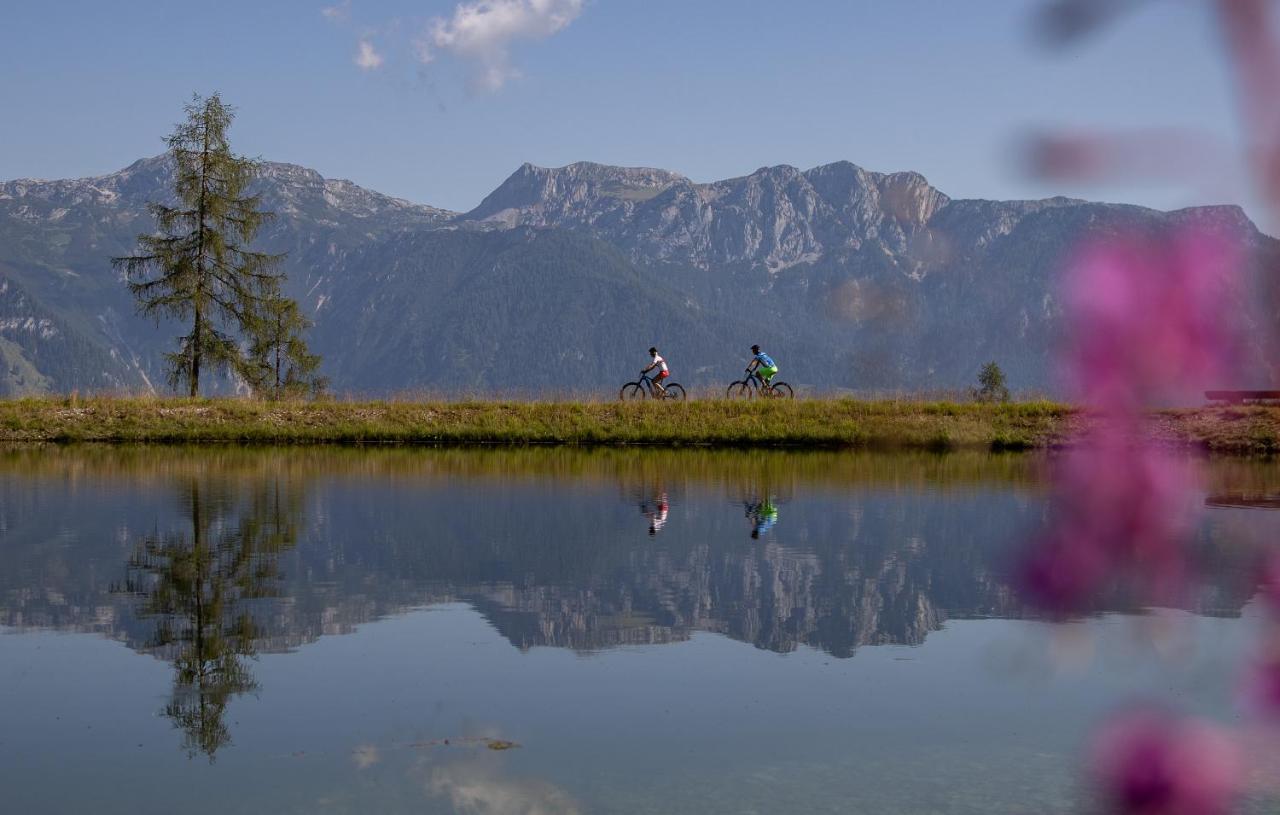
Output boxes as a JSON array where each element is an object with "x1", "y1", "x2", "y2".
[{"x1": 1, "y1": 447, "x2": 1276, "y2": 814}]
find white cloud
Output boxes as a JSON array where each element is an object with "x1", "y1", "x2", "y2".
[
  {"x1": 416, "y1": 0, "x2": 585, "y2": 91},
  {"x1": 355, "y1": 39, "x2": 385, "y2": 70},
  {"x1": 428, "y1": 759, "x2": 582, "y2": 815},
  {"x1": 321, "y1": 0, "x2": 351, "y2": 22},
  {"x1": 351, "y1": 744, "x2": 380, "y2": 770}
]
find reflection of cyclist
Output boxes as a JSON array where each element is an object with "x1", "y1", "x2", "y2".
[
  {"x1": 744, "y1": 498, "x2": 779, "y2": 539},
  {"x1": 641, "y1": 491, "x2": 670, "y2": 536},
  {"x1": 745, "y1": 345, "x2": 778, "y2": 389},
  {"x1": 641, "y1": 347, "x2": 670, "y2": 396}
]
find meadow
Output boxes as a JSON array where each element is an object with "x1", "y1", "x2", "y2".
[{"x1": 0, "y1": 395, "x2": 1275, "y2": 453}]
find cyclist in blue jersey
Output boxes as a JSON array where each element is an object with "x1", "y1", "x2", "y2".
[
  {"x1": 745, "y1": 344, "x2": 779, "y2": 389},
  {"x1": 744, "y1": 498, "x2": 779, "y2": 539}
]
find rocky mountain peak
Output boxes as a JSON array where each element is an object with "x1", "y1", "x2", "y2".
[
  {"x1": 254, "y1": 160, "x2": 453, "y2": 222},
  {"x1": 456, "y1": 158, "x2": 961, "y2": 270},
  {"x1": 0, "y1": 155, "x2": 173, "y2": 208},
  {"x1": 465, "y1": 161, "x2": 686, "y2": 224},
  {"x1": 876, "y1": 171, "x2": 950, "y2": 225},
  {"x1": 802, "y1": 160, "x2": 873, "y2": 187},
  {"x1": 746, "y1": 163, "x2": 805, "y2": 180},
  {"x1": 0, "y1": 155, "x2": 453, "y2": 226}
]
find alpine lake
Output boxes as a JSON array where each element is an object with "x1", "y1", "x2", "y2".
[{"x1": 2, "y1": 445, "x2": 1277, "y2": 814}]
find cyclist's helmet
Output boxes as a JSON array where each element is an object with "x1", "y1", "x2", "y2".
[
  {"x1": 649, "y1": 347, "x2": 658, "y2": 355},
  {"x1": 751, "y1": 344, "x2": 760, "y2": 353}
]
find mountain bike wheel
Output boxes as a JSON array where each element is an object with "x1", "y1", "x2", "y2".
[
  {"x1": 767, "y1": 381, "x2": 794, "y2": 399},
  {"x1": 663, "y1": 383, "x2": 687, "y2": 401},
  {"x1": 726, "y1": 381, "x2": 753, "y2": 399},
  {"x1": 619, "y1": 382, "x2": 646, "y2": 400}
]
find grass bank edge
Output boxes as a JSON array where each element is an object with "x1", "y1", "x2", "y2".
[{"x1": 4, "y1": 396, "x2": 1269, "y2": 453}]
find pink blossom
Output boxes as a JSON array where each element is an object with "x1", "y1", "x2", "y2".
[
  {"x1": 1020, "y1": 223, "x2": 1241, "y2": 616},
  {"x1": 1259, "y1": 553, "x2": 1280, "y2": 617},
  {"x1": 1245, "y1": 653, "x2": 1280, "y2": 719},
  {"x1": 1026, "y1": 130, "x2": 1225, "y2": 188},
  {"x1": 1242, "y1": 614, "x2": 1280, "y2": 719},
  {"x1": 1032, "y1": 0, "x2": 1146, "y2": 48},
  {"x1": 1215, "y1": 0, "x2": 1280, "y2": 210},
  {"x1": 1030, "y1": 1, "x2": 1280, "y2": 226},
  {"x1": 1017, "y1": 533, "x2": 1111, "y2": 614},
  {"x1": 1062, "y1": 227, "x2": 1243, "y2": 413},
  {"x1": 1091, "y1": 709, "x2": 1242, "y2": 815},
  {"x1": 1017, "y1": 437, "x2": 1198, "y2": 614}
]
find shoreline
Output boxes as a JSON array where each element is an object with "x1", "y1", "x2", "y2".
[{"x1": 2, "y1": 397, "x2": 1278, "y2": 454}]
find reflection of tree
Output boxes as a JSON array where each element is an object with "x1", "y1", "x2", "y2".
[{"x1": 115, "y1": 477, "x2": 300, "y2": 760}]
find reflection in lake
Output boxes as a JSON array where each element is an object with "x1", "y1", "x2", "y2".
[
  {"x1": 113, "y1": 476, "x2": 300, "y2": 759},
  {"x1": 0, "y1": 446, "x2": 1277, "y2": 813},
  {"x1": 0, "y1": 446, "x2": 1272, "y2": 655},
  {"x1": 0, "y1": 447, "x2": 1053, "y2": 658},
  {"x1": 1206, "y1": 492, "x2": 1280, "y2": 510},
  {"x1": 743, "y1": 497, "x2": 780, "y2": 538}
]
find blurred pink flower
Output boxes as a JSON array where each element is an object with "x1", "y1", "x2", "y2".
[
  {"x1": 1018, "y1": 436, "x2": 1198, "y2": 614},
  {"x1": 1216, "y1": 0, "x2": 1280, "y2": 210},
  {"x1": 1017, "y1": 533, "x2": 1111, "y2": 614},
  {"x1": 1062, "y1": 226, "x2": 1244, "y2": 413},
  {"x1": 1244, "y1": 652, "x2": 1280, "y2": 719},
  {"x1": 1091, "y1": 709, "x2": 1242, "y2": 815},
  {"x1": 1026, "y1": 130, "x2": 1226, "y2": 189},
  {"x1": 1259, "y1": 553, "x2": 1280, "y2": 617},
  {"x1": 1030, "y1": 2, "x2": 1280, "y2": 224},
  {"x1": 1032, "y1": 0, "x2": 1146, "y2": 48}
]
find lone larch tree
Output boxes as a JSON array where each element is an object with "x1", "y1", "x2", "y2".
[{"x1": 114, "y1": 93, "x2": 306, "y2": 396}]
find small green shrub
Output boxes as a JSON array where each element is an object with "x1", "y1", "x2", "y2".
[{"x1": 973, "y1": 362, "x2": 1010, "y2": 403}]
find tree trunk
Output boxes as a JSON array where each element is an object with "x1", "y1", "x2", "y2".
[
  {"x1": 274, "y1": 315, "x2": 282, "y2": 399},
  {"x1": 190, "y1": 338, "x2": 200, "y2": 398},
  {"x1": 191, "y1": 115, "x2": 211, "y2": 398}
]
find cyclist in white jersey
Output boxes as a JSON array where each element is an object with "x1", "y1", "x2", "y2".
[
  {"x1": 642, "y1": 491, "x2": 670, "y2": 535},
  {"x1": 641, "y1": 347, "x2": 670, "y2": 395}
]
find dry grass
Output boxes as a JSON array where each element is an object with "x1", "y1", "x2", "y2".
[
  {"x1": 5, "y1": 396, "x2": 1280, "y2": 452},
  {"x1": 0, "y1": 395, "x2": 1071, "y2": 450}
]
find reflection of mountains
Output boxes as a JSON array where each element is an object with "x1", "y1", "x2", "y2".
[
  {"x1": 0, "y1": 447, "x2": 1268, "y2": 661},
  {"x1": 459, "y1": 538, "x2": 1017, "y2": 657}
]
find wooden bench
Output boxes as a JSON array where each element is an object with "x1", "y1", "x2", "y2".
[
  {"x1": 1205, "y1": 390, "x2": 1280, "y2": 404},
  {"x1": 1206, "y1": 493, "x2": 1280, "y2": 510}
]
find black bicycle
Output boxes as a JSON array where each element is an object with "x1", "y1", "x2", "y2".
[
  {"x1": 726, "y1": 369, "x2": 794, "y2": 399},
  {"x1": 619, "y1": 372, "x2": 687, "y2": 401}
]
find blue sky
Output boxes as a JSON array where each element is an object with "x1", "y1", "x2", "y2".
[{"x1": 0, "y1": 1, "x2": 1252, "y2": 215}]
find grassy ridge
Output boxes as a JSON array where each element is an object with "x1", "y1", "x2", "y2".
[
  {"x1": 0, "y1": 396, "x2": 1068, "y2": 449},
  {"x1": 1, "y1": 396, "x2": 1278, "y2": 453}
]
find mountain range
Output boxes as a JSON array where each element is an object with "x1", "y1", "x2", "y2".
[{"x1": 2, "y1": 155, "x2": 1277, "y2": 396}]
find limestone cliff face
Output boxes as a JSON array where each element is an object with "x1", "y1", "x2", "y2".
[
  {"x1": 467, "y1": 161, "x2": 684, "y2": 226},
  {"x1": 462, "y1": 160, "x2": 956, "y2": 272}
]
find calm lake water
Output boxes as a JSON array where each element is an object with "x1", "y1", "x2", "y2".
[{"x1": 1, "y1": 446, "x2": 1277, "y2": 814}]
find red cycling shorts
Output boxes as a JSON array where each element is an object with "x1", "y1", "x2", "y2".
[{"x1": 657, "y1": 370, "x2": 670, "y2": 379}]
